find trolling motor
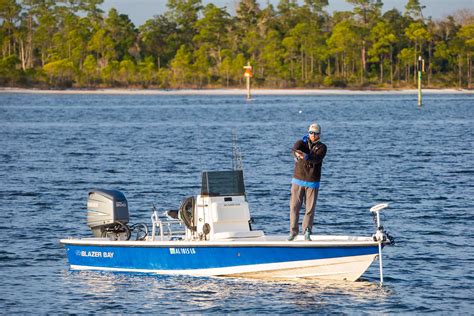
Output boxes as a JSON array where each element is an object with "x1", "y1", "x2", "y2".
[{"x1": 370, "y1": 203, "x2": 395, "y2": 285}]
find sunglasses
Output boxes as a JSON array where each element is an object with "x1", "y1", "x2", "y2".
[{"x1": 309, "y1": 131, "x2": 320, "y2": 135}]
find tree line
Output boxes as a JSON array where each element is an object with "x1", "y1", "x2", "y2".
[{"x1": 0, "y1": 0, "x2": 472, "y2": 89}]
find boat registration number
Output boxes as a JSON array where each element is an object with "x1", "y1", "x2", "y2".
[{"x1": 169, "y1": 248, "x2": 196, "y2": 255}]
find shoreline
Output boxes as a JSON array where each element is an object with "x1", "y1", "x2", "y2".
[{"x1": 0, "y1": 87, "x2": 472, "y2": 95}]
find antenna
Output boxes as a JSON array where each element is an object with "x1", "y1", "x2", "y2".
[
  {"x1": 232, "y1": 130, "x2": 243, "y2": 171},
  {"x1": 198, "y1": 134, "x2": 202, "y2": 171}
]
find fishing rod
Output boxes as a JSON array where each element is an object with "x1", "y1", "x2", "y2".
[{"x1": 232, "y1": 129, "x2": 243, "y2": 171}]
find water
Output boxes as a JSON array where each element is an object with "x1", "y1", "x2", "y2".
[{"x1": 1, "y1": 92, "x2": 473, "y2": 313}]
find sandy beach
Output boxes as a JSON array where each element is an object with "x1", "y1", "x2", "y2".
[{"x1": 0, "y1": 87, "x2": 472, "y2": 95}]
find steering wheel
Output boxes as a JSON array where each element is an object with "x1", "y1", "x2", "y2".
[{"x1": 179, "y1": 196, "x2": 197, "y2": 231}]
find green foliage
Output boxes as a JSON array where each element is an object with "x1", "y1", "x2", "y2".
[
  {"x1": 138, "y1": 56, "x2": 156, "y2": 87},
  {"x1": 405, "y1": 22, "x2": 430, "y2": 45},
  {"x1": 82, "y1": 54, "x2": 97, "y2": 84},
  {"x1": 101, "y1": 60, "x2": 119, "y2": 85},
  {"x1": 43, "y1": 58, "x2": 75, "y2": 86},
  {"x1": 193, "y1": 3, "x2": 231, "y2": 76},
  {"x1": 157, "y1": 67, "x2": 171, "y2": 88},
  {"x1": 458, "y1": 24, "x2": 474, "y2": 50},
  {"x1": 138, "y1": 15, "x2": 179, "y2": 69},
  {"x1": 233, "y1": 54, "x2": 247, "y2": 84},
  {"x1": 165, "y1": 0, "x2": 202, "y2": 46},
  {"x1": 0, "y1": 0, "x2": 472, "y2": 88},
  {"x1": 88, "y1": 28, "x2": 116, "y2": 62},
  {"x1": 322, "y1": 76, "x2": 332, "y2": 86},
  {"x1": 328, "y1": 20, "x2": 358, "y2": 54},
  {"x1": 170, "y1": 45, "x2": 192, "y2": 87},
  {"x1": 404, "y1": 0, "x2": 425, "y2": 20},
  {"x1": 261, "y1": 29, "x2": 286, "y2": 83},
  {"x1": 0, "y1": 55, "x2": 21, "y2": 84},
  {"x1": 119, "y1": 59, "x2": 136, "y2": 85},
  {"x1": 219, "y1": 56, "x2": 233, "y2": 86},
  {"x1": 105, "y1": 8, "x2": 136, "y2": 60}
]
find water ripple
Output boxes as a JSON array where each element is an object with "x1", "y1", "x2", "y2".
[{"x1": 1, "y1": 93, "x2": 473, "y2": 313}]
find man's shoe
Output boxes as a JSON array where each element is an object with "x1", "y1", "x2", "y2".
[
  {"x1": 304, "y1": 229, "x2": 312, "y2": 241},
  {"x1": 287, "y1": 234, "x2": 297, "y2": 241}
]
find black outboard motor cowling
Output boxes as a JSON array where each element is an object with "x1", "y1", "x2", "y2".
[{"x1": 87, "y1": 189, "x2": 129, "y2": 238}]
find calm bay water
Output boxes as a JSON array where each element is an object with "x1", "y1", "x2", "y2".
[{"x1": 0, "y1": 92, "x2": 473, "y2": 313}]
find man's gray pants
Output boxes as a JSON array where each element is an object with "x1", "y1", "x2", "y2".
[{"x1": 290, "y1": 183, "x2": 319, "y2": 236}]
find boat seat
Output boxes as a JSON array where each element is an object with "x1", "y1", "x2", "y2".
[{"x1": 212, "y1": 230, "x2": 264, "y2": 240}]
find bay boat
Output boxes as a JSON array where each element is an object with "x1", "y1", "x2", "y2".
[{"x1": 61, "y1": 170, "x2": 393, "y2": 282}]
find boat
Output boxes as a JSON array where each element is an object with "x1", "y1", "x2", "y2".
[{"x1": 60, "y1": 170, "x2": 393, "y2": 282}]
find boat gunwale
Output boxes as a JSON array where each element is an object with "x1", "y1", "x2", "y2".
[{"x1": 60, "y1": 237, "x2": 379, "y2": 248}]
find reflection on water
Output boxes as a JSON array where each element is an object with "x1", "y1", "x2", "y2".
[{"x1": 61, "y1": 269, "x2": 392, "y2": 313}]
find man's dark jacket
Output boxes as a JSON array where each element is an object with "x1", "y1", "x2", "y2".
[{"x1": 292, "y1": 135, "x2": 327, "y2": 183}]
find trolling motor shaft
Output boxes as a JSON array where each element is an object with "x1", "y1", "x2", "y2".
[{"x1": 369, "y1": 203, "x2": 393, "y2": 285}]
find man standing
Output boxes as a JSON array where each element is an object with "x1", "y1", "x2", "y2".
[{"x1": 289, "y1": 123, "x2": 327, "y2": 241}]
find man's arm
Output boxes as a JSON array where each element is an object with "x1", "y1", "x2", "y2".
[
  {"x1": 304, "y1": 144, "x2": 327, "y2": 164},
  {"x1": 291, "y1": 140, "x2": 305, "y2": 160}
]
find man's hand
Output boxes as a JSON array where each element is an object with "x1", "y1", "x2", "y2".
[{"x1": 295, "y1": 150, "x2": 304, "y2": 160}]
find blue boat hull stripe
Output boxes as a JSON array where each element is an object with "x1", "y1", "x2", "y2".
[{"x1": 65, "y1": 244, "x2": 378, "y2": 271}]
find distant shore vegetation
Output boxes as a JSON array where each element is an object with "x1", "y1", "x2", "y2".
[{"x1": 0, "y1": 0, "x2": 473, "y2": 89}]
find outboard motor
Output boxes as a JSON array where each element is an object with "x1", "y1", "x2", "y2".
[{"x1": 87, "y1": 189, "x2": 130, "y2": 239}]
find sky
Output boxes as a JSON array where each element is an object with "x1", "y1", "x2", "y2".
[{"x1": 101, "y1": 0, "x2": 474, "y2": 26}]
